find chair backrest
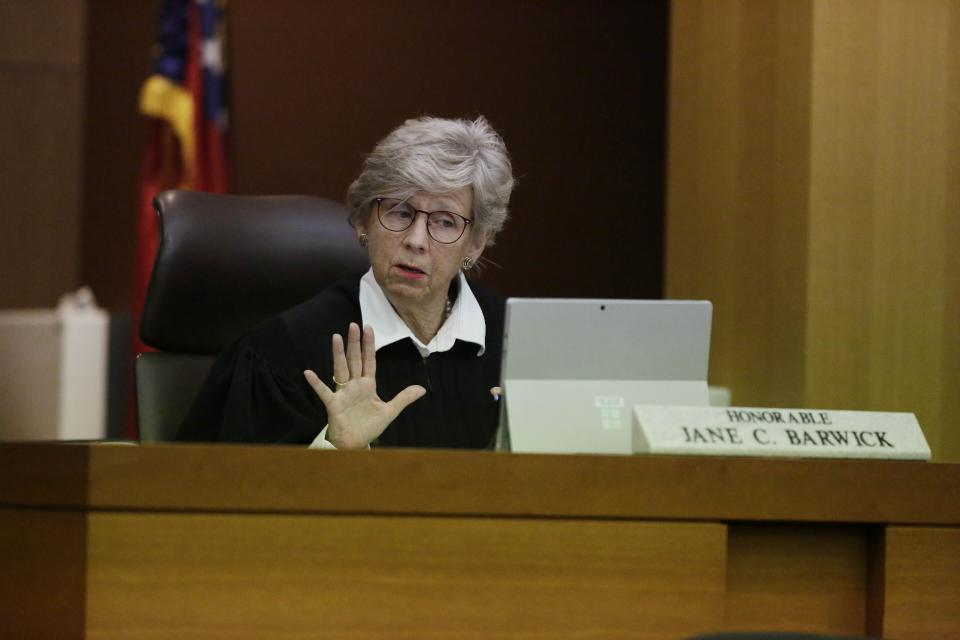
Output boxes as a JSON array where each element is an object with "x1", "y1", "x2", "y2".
[{"x1": 136, "y1": 189, "x2": 369, "y2": 442}]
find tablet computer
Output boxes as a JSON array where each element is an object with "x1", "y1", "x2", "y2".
[{"x1": 497, "y1": 298, "x2": 712, "y2": 454}]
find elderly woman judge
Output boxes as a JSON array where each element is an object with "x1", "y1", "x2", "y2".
[{"x1": 177, "y1": 116, "x2": 515, "y2": 448}]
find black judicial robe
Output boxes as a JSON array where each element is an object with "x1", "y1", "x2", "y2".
[{"x1": 176, "y1": 276, "x2": 505, "y2": 448}]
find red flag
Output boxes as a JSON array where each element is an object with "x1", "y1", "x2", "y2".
[{"x1": 130, "y1": 0, "x2": 229, "y2": 437}]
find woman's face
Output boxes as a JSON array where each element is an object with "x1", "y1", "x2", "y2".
[{"x1": 356, "y1": 187, "x2": 488, "y2": 312}]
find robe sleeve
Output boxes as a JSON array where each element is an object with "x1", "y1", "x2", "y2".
[{"x1": 176, "y1": 324, "x2": 328, "y2": 445}]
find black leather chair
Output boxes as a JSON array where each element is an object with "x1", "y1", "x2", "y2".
[{"x1": 136, "y1": 190, "x2": 369, "y2": 442}]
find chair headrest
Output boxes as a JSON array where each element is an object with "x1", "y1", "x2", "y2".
[{"x1": 141, "y1": 190, "x2": 369, "y2": 354}]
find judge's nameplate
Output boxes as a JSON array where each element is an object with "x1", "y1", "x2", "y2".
[{"x1": 633, "y1": 406, "x2": 930, "y2": 460}]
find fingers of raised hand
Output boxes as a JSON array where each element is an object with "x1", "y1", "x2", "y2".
[
  {"x1": 303, "y1": 369, "x2": 332, "y2": 402},
  {"x1": 384, "y1": 384, "x2": 427, "y2": 421},
  {"x1": 331, "y1": 333, "x2": 349, "y2": 388},
  {"x1": 361, "y1": 324, "x2": 376, "y2": 378},
  {"x1": 345, "y1": 322, "x2": 363, "y2": 379}
]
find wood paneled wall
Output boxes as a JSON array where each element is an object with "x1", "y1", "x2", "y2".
[
  {"x1": 80, "y1": 0, "x2": 156, "y2": 312},
  {"x1": 667, "y1": 0, "x2": 960, "y2": 460},
  {"x1": 227, "y1": 0, "x2": 668, "y2": 301},
  {"x1": 0, "y1": 0, "x2": 86, "y2": 308},
  {"x1": 75, "y1": 0, "x2": 669, "y2": 310},
  {"x1": 0, "y1": 1, "x2": 668, "y2": 311},
  {"x1": 667, "y1": 0, "x2": 813, "y2": 409}
]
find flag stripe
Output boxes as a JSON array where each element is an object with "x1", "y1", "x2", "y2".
[{"x1": 130, "y1": 0, "x2": 230, "y2": 437}]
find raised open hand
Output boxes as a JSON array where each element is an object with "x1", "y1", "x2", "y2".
[{"x1": 303, "y1": 322, "x2": 426, "y2": 449}]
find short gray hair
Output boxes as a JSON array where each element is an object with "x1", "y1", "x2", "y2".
[{"x1": 346, "y1": 115, "x2": 515, "y2": 245}]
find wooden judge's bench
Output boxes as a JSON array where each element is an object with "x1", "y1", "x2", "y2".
[{"x1": 1, "y1": 443, "x2": 958, "y2": 639}]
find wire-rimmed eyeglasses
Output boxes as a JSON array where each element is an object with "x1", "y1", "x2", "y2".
[{"x1": 374, "y1": 197, "x2": 473, "y2": 244}]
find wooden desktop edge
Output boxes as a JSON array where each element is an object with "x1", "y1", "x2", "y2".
[{"x1": 1, "y1": 442, "x2": 958, "y2": 525}]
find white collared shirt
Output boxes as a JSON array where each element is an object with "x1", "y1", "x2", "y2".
[
  {"x1": 309, "y1": 268, "x2": 486, "y2": 449},
  {"x1": 358, "y1": 268, "x2": 486, "y2": 358}
]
